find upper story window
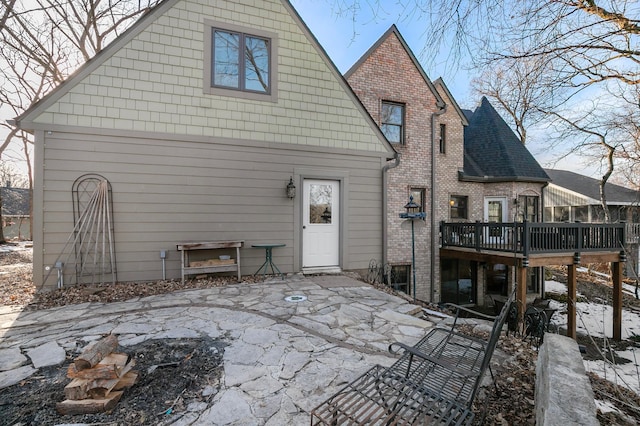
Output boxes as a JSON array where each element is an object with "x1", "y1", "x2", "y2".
[
  {"x1": 450, "y1": 195, "x2": 468, "y2": 219},
  {"x1": 204, "y1": 20, "x2": 278, "y2": 102},
  {"x1": 439, "y1": 123, "x2": 446, "y2": 153},
  {"x1": 213, "y1": 29, "x2": 270, "y2": 93},
  {"x1": 381, "y1": 101, "x2": 404, "y2": 144}
]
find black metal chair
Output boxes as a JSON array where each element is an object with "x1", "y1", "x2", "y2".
[{"x1": 311, "y1": 290, "x2": 516, "y2": 425}]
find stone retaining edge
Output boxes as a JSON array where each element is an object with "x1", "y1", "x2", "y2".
[{"x1": 535, "y1": 333, "x2": 599, "y2": 426}]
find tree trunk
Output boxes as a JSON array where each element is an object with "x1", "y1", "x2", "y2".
[{"x1": 0, "y1": 190, "x2": 5, "y2": 243}]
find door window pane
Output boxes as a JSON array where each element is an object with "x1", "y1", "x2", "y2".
[
  {"x1": 440, "y1": 259, "x2": 476, "y2": 304},
  {"x1": 488, "y1": 201, "x2": 502, "y2": 222},
  {"x1": 309, "y1": 184, "x2": 332, "y2": 224},
  {"x1": 487, "y1": 263, "x2": 508, "y2": 296}
]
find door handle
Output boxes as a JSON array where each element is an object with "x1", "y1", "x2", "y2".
[{"x1": 303, "y1": 226, "x2": 306, "y2": 229}]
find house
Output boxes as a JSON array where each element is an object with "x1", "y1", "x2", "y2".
[
  {"x1": 1, "y1": 186, "x2": 30, "y2": 217},
  {"x1": 543, "y1": 168, "x2": 640, "y2": 224},
  {"x1": 1, "y1": 185, "x2": 31, "y2": 240},
  {"x1": 544, "y1": 168, "x2": 640, "y2": 278},
  {"x1": 10, "y1": 0, "x2": 395, "y2": 290},
  {"x1": 344, "y1": 25, "x2": 459, "y2": 303},
  {"x1": 346, "y1": 27, "x2": 627, "y2": 339},
  {"x1": 346, "y1": 26, "x2": 550, "y2": 306}
]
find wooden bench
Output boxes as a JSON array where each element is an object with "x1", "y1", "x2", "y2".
[
  {"x1": 311, "y1": 290, "x2": 515, "y2": 425},
  {"x1": 176, "y1": 241, "x2": 243, "y2": 284}
]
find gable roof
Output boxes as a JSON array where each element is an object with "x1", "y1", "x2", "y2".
[
  {"x1": 9, "y1": 0, "x2": 395, "y2": 159},
  {"x1": 344, "y1": 25, "x2": 445, "y2": 109},
  {"x1": 545, "y1": 169, "x2": 640, "y2": 205},
  {"x1": 433, "y1": 78, "x2": 469, "y2": 126},
  {"x1": 461, "y1": 97, "x2": 549, "y2": 183},
  {"x1": 11, "y1": 0, "x2": 180, "y2": 126}
]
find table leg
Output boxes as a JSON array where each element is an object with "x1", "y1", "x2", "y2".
[{"x1": 253, "y1": 247, "x2": 284, "y2": 279}]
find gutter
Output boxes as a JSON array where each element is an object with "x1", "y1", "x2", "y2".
[
  {"x1": 382, "y1": 152, "x2": 400, "y2": 266},
  {"x1": 430, "y1": 102, "x2": 447, "y2": 302}
]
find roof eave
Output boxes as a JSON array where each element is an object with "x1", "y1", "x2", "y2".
[{"x1": 458, "y1": 172, "x2": 551, "y2": 184}]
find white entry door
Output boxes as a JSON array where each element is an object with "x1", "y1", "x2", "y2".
[{"x1": 303, "y1": 179, "x2": 340, "y2": 268}]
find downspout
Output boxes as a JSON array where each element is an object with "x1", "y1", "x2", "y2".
[
  {"x1": 431, "y1": 102, "x2": 447, "y2": 302},
  {"x1": 382, "y1": 152, "x2": 400, "y2": 266}
]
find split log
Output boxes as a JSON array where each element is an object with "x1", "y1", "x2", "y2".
[
  {"x1": 113, "y1": 370, "x2": 139, "y2": 391},
  {"x1": 64, "y1": 358, "x2": 136, "y2": 400},
  {"x1": 67, "y1": 353, "x2": 129, "y2": 380},
  {"x1": 74, "y1": 335, "x2": 118, "y2": 371},
  {"x1": 56, "y1": 391, "x2": 123, "y2": 415}
]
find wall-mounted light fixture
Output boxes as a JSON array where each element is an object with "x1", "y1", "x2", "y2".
[{"x1": 286, "y1": 176, "x2": 296, "y2": 199}]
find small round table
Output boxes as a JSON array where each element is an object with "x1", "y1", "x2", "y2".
[{"x1": 252, "y1": 243, "x2": 286, "y2": 279}]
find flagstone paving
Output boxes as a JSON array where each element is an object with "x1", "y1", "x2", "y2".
[{"x1": 0, "y1": 274, "x2": 444, "y2": 425}]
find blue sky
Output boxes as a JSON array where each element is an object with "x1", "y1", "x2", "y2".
[
  {"x1": 291, "y1": 0, "x2": 475, "y2": 109},
  {"x1": 291, "y1": 1, "x2": 601, "y2": 177}
]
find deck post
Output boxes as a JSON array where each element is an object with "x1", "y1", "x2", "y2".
[
  {"x1": 612, "y1": 259, "x2": 623, "y2": 341},
  {"x1": 517, "y1": 260, "x2": 527, "y2": 324},
  {"x1": 567, "y1": 263, "x2": 577, "y2": 339}
]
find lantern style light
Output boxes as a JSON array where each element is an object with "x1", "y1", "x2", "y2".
[
  {"x1": 400, "y1": 195, "x2": 425, "y2": 219},
  {"x1": 286, "y1": 177, "x2": 296, "y2": 199},
  {"x1": 398, "y1": 194, "x2": 425, "y2": 301}
]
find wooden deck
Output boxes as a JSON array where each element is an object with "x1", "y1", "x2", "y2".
[{"x1": 440, "y1": 221, "x2": 628, "y2": 340}]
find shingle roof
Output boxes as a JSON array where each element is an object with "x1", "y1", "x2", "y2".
[
  {"x1": 545, "y1": 169, "x2": 640, "y2": 204},
  {"x1": 461, "y1": 97, "x2": 549, "y2": 183}
]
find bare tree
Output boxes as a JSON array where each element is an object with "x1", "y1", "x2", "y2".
[
  {"x1": 331, "y1": 1, "x2": 640, "y2": 145},
  {"x1": 0, "y1": 0, "x2": 160, "y2": 157},
  {"x1": 471, "y1": 54, "x2": 564, "y2": 144},
  {"x1": 546, "y1": 98, "x2": 627, "y2": 223},
  {"x1": 0, "y1": 0, "x2": 160, "y2": 240},
  {"x1": 608, "y1": 85, "x2": 640, "y2": 189}
]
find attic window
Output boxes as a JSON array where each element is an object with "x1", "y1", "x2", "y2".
[
  {"x1": 381, "y1": 101, "x2": 404, "y2": 144},
  {"x1": 213, "y1": 29, "x2": 270, "y2": 93},
  {"x1": 203, "y1": 20, "x2": 278, "y2": 102},
  {"x1": 439, "y1": 123, "x2": 446, "y2": 153}
]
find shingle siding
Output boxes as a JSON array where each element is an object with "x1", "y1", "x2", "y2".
[{"x1": 32, "y1": 0, "x2": 388, "y2": 154}]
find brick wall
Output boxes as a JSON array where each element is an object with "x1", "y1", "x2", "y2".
[
  {"x1": 347, "y1": 31, "x2": 475, "y2": 301},
  {"x1": 349, "y1": 38, "x2": 546, "y2": 303}
]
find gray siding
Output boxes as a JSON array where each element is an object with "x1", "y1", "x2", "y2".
[
  {"x1": 545, "y1": 184, "x2": 591, "y2": 207},
  {"x1": 37, "y1": 130, "x2": 384, "y2": 289}
]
